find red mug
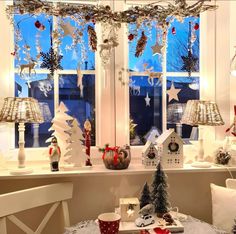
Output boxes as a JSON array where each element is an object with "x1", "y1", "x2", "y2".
[{"x1": 98, "y1": 213, "x2": 121, "y2": 234}]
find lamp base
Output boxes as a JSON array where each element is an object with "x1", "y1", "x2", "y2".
[
  {"x1": 191, "y1": 161, "x2": 211, "y2": 168},
  {"x1": 10, "y1": 168, "x2": 33, "y2": 175}
]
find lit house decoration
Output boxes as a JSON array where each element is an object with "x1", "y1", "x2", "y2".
[
  {"x1": 142, "y1": 141, "x2": 159, "y2": 168},
  {"x1": 156, "y1": 129, "x2": 183, "y2": 168},
  {"x1": 119, "y1": 198, "x2": 140, "y2": 222}
]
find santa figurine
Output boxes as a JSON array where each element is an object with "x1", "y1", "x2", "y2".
[
  {"x1": 48, "y1": 137, "x2": 61, "y2": 171},
  {"x1": 84, "y1": 119, "x2": 92, "y2": 166}
]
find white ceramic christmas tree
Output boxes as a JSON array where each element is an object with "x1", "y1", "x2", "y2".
[
  {"x1": 64, "y1": 118, "x2": 88, "y2": 168},
  {"x1": 46, "y1": 102, "x2": 73, "y2": 165}
]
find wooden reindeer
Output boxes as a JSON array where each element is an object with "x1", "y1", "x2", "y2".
[
  {"x1": 143, "y1": 64, "x2": 162, "y2": 86},
  {"x1": 19, "y1": 60, "x2": 36, "y2": 77}
]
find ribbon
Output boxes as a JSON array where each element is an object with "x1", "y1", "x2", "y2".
[{"x1": 102, "y1": 146, "x2": 119, "y2": 166}]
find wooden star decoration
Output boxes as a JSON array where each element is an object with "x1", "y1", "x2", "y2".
[
  {"x1": 181, "y1": 51, "x2": 198, "y2": 77},
  {"x1": 151, "y1": 41, "x2": 163, "y2": 56},
  {"x1": 167, "y1": 82, "x2": 181, "y2": 102},
  {"x1": 60, "y1": 22, "x2": 75, "y2": 38},
  {"x1": 145, "y1": 92, "x2": 151, "y2": 106}
]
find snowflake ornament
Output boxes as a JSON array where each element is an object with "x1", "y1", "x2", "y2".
[{"x1": 40, "y1": 47, "x2": 63, "y2": 76}]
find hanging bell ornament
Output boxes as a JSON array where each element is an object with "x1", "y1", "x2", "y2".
[
  {"x1": 172, "y1": 27, "x2": 176, "y2": 35},
  {"x1": 194, "y1": 23, "x2": 199, "y2": 30}
]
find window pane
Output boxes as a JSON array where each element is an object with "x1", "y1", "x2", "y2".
[
  {"x1": 167, "y1": 76, "x2": 199, "y2": 141},
  {"x1": 59, "y1": 18, "x2": 95, "y2": 70},
  {"x1": 167, "y1": 17, "x2": 200, "y2": 72},
  {"x1": 59, "y1": 74, "x2": 95, "y2": 145},
  {"x1": 130, "y1": 75, "x2": 162, "y2": 145},
  {"x1": 128, "y1": 17, "x2": 199, "y2": 73},
  {"x1": 15, "y1": 74, "x2": 54, "y2": 148},
  {"x1": 14, "y1": 14, "x2": 51, "y2": 68}
]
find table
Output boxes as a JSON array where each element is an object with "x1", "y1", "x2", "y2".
[{"x1": 64, "y1": 215, "x2": 227, "y2": 234}]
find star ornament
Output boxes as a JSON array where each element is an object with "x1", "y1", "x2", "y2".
[
  {"x1": 151, "y1": 41, "x2": 163, "y2": 56},
  {"x1": 60, "y1": 22, "x2": 75, "y2": 38},
  {"x1": 181, "y1": 51, "x2": 198, "y2": 77},
  {"x1": 145, "y1": 92, "x2": 151, "y2": 106},
  {"x1": 167, "y1": 82, "x2": 181, "y2": 102}
]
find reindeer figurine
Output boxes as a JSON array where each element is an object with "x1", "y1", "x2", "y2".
[{"x1": 19, "y1": 59, "x2": 37, "y2": 77}]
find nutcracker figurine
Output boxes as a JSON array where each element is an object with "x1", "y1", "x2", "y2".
[
  {"x1": 48, "y1": 137, "x2": 61, "y2": 171},
  {"x1": 84, "y1": 119, "x2": 92, "y2": 166},
  {"x1": 226, "y1": 105, "x2": 236, "y2": 137}
]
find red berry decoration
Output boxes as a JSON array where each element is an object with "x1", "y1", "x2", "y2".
[
  {"x1": 128, "y1": 34, "x2": 134, "y2": 41},
  {"x1": 172, "y1": 27, "x2": 176, "y2": 35},
  {"x1": 194, "y1": 23, "x2": 199, "y2": 30},
  {"x1": 34, "y1": 20, "x2": 41, "y2": 29}
]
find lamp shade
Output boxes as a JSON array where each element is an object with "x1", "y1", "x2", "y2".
[
  {"x1": 0, "y1": 97, "x2": 43, "y2": 123},
  {"x1": 181, "y1": 100, "x2": 224, "y2": 126}
]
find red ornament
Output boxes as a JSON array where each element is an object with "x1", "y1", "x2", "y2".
[
  {"x1": 153, "y1": 227, "x2": 170, "y2": 234},
  {"x1": 34, "y1": 20, "x2": 41, "y2": 29},
  {"x1": 171, "y1": 27, "x2": 176, "y2": 35},
  {"x1": 128, "y1": 34, "x2": 134, "y2": 41},
  {"x1": 194, "y1": 23, "x2": 199, "y2": 30}
]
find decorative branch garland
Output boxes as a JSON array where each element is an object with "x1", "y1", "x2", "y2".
[{"x1": 7, "y1": 0, "x2": 217, "y2": 25}]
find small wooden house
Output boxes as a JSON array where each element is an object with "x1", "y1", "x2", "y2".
[
  {"x1": 142, "y1": 140, "x2": 159, "y2": 168},
  {"x1": 155, "y1": 129, "x2": 183, "y2": 168}
]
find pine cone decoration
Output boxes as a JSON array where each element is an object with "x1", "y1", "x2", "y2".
[
  {"x1": 135, "y1": 31, "x2": 147, "y2": 57},
  {"x1": 87, "y1": 25, "x2": 97, "y2": 52}
]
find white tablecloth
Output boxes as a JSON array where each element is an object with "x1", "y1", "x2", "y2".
[{"x1": 64, "y1": 216, "x2": 227, "y2": 234}]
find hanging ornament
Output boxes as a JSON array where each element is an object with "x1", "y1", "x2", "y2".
[
  {"x1": 34, "y1": 20, "x2": 45, "y2": 31},
  {"x1": 34, "y1": 20, "x2": 41, "y2": 28},
  {"x1": 128, "y1": 34, "x2": 134, "y2": 41},
  {"x1": 40, "y1": 20, "x2": 63, "y2": 76},
  {"x1": 77, "y1": 65, "x2": 84, "y2": 97},
  {"x1": 181, "y1": 51, "x2": 198, "y2": 76},
  {"x1": 87, "y1": 25, "x2": 97, "y2": 51},
  {"x1": 171, "y1": 27, "x2": 176, "y2": 35},
  {"x1": 151, "y1": 41, "x2": 163, "y2": 56},
  {"x1": 135, "y1": 31, "x2": 147, "y2": 58},
  {"x1": 60, "y1": 22, "x2": 75, "y2": 38},
  {"x1": 167, "y1": 82, "x2": 181, "y2": 102},
  {"x1": 145, "y1": 92, "x2": 151, "y2": 106},
  {"x1": 194, "y1": 23, "x2": 199, "y2": 30}
]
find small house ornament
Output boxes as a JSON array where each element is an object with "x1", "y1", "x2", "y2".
[
  {"x1": 156, "y1": 129, "x2": 183, "y2": 168},
  {"x1": 142, "y1": 141, "x2": 159, "y2": 168},
  {"x1": 119, "y1": 198, "x2": 140, "y2": 222}
]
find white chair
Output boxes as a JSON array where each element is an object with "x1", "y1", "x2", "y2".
[
  {"x1": 226, "y1": 178, "x2": 236, "y2": 189},
  {"x1": 0, "y1": 182, "x2": 73, "y2": 234}
]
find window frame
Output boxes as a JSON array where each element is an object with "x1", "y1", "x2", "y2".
[{"x1": 0, "y1": 0, "x2": 231, "y2": 164}]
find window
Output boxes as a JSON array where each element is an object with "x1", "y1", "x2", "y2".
[
  {"x1": 129, "y1": 17, "x2": 200, "y2": 145},
  {"x1": 14, "y1": 13, "x2": 96, "y2": 148}
]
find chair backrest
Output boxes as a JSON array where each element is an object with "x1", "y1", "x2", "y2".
[
  {"x1": 226, "y1": 179, "x2": 236, "y2": 190},
  {"x1": 0, "y1": 182, "x2": 73, "y2": 234}
]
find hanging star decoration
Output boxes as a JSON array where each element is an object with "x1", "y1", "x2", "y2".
[
  {"x1": 181, "y1": 50, "x2": 198, "y2": 77},
  {"x1": 145, "y1": 92, "x2": 151, "y2": 106},
  {"x1": 60, "y1": 22, "x2": 75, "y2": 38},
  {"x1": 167, "y1": 82, "x2": 181, "y2": 102},
  {"x1": 40, "y1": 48, "x2": 63, "y2": 76},
  {"x1": 151, "y1": 41, "x2": 163, "y2": 56}
]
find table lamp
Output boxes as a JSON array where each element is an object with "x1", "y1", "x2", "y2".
[
  {"x1": 33, "y1": 102, "x2": 52, "y2": 147},
  {"x1": 167, "y1": 103, "x2": 186, "y2": 137},
  {"x1": 181, "y1": 100, "x2": 224, "y2": 168},
  {"x1": 0, "y1": 97, "x2": 43, "y2": 175}
]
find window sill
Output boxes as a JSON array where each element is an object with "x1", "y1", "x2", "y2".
[{"x1": 0, "y1": 164, "x2": 235, "y2": 180}]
